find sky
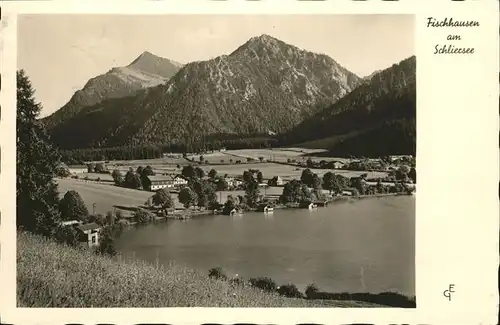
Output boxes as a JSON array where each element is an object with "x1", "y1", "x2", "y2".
[{"x1": 18, "y1": 14, "x2": 415, "y2": 117}]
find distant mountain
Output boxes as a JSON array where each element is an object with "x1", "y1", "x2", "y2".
[
  {"x1": 42, "y1": 51, "x2": 183, "y2": 128},
  {"x1": 283, "y1": 56, "x2": 416, "y2": 157},
  {"x1": 48, "y1": 34, "x2": 362, "y2": 149}
]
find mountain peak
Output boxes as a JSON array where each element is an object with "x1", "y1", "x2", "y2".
[
  {"x1": 230, "y1": 34, "x2": 290, "y2": 57},
  {"x1": 247, "y1": 34, "x2": 283, "y2": 47},
  {"x1": 126, "y1": 51, "x2": 183, "y2": 78},
  {"x1": 129, "y1": 51, "x2": 162, "y2": 66},
  {"x1": 252, "y1": 34, "x2": 279, "y2": 41}
]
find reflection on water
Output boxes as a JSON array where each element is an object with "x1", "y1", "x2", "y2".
[
  {"x1": 264, "y1": 211, "x2": 274, "y2": 220},
  {"x1": 115, "y1": 196, "x2": 415, "y2": 295}
]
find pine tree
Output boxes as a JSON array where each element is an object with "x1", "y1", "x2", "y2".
[{"x1": 17, "y1": 70, "x2": 62, "y2": 235}]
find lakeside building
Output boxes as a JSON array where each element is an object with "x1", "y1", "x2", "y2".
[
  {"x1": 59, "y1": 220, "x2": 100, "y2": 248},
  {"x1": 300, "y1": 201, "x2": 317, "y2": 209},
  {"x1": 76, "y1": 222, "x2": 100, "y2": 247},
  {"x1": 258, "y1": 203, "x2": 274, "y2": 213}
]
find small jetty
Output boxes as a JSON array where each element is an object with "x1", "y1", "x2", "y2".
[{"x1": 313, "y1": 200, "x2": 329, "y2": 207}]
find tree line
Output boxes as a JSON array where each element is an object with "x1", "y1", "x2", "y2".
[{"x1": 57, "y1": 137, "x2": 279, "y2": 165}]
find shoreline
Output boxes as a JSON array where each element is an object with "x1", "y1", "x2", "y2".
[{"x1": 123, "y1": 192, "x2": 414, "y2": 224}]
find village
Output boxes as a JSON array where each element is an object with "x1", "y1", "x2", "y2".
[{"x1": 54, "y1": 148, "x2": 416, "y2": 248}]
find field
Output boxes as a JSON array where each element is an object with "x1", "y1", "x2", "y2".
[
  {"x1": 222, "y1": 148, "x2": 327, "y2": 163},
  {"x1": 77, "y1": 172, "x2": 114, "y2": 182},
  {"x1": 17, "y1": 231, "x2": 381, "y2": 307},
  {"x1": 94, "y1": 149, "x2": 378, "y2": 178},
  {"x1": 84, "y1": 148, "x2": 388, "y2": 184},
  {"x1": 57, "y1": 179, "x2": 157, "y2": 214},
  {"x1": 199, "y1": 162, "x2": 387, "y2": 181},
  {"x1": 103, "y1": 148, "x2": 342, "y2": 169},
  {"x1": 186, "y1": 151, "x2": 235, "y2": 164}
]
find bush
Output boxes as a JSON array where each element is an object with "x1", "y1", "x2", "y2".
[
  {"x1": 54, "y1": 225, "x2": 79, "y2": 247},
  {"x1": 249, "y1": 277, "x2": 277, "y2": 292},
  {"x1": 238, "y1": 203, "x2": 250, "y2": 212},
  {"x1": 208, "y1": 267, "x2": 228, "y2": 280},
  {"x1": 229, "y1": 277, "x2": 246, "y2": 287},
  {"x1": 96, "y1": 226, "x2": 117, "y2": 257},
  {"x1": 277, "y1": 284, "x2": 304, "y2": 298},
  {"x1": 117, "y1": 219, "x2": 129, "y2": 227},
  {"x1": 208, "y1": 201, "x2": 222, "y2": 211},
  {"x1": 86, "y1": 213, "x2": 106, "y2": 226},
  {"x1": 305, "y1": 283, "x2": 319, "y2": 299},
  {"x1": 134, "y1": 210, "x2": 153, "y2": 224}
]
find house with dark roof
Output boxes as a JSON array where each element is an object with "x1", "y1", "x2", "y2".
[
  {"x1": 268, "y1": 176, "x2": 284, "y2": 186},
  {"x1": 76, "y1": 222, "x2": 101, "y2": 247}
]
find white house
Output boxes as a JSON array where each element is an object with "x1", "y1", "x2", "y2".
[
  {"x1": 332, "y1": 161, "x2": 345, "y2": 169},
  {"x1": 173, "y1": 175, "x2": 188, "y2": 187},
  {"x1": 225, "y1": 177, "x2": 243, "y2": 188},
  {"x1": 68, "y1": 165, "x2": 88, "y2": 174}
]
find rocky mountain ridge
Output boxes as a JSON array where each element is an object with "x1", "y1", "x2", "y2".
[
  {"x1": 43, "y1": 51, "x2": 183, "y2": 128},
  {"x1": 48, "y1": 34, "x2": 362, "y2": 149}
]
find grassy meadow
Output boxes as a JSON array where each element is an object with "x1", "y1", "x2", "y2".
[
  {"x1": 76, "y1": 172, "x2": 114, "y2": 182},
  {"x1": 199, "y1": 162, "x2": 387, "y2": 181},
  {"x1": 57, "y1": 178, "x2": 175, "y2": 214},
  {"x1": 17, "y1": 231, "x2": 381, "y2": 307}
]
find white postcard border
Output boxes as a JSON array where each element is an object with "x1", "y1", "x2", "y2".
[{"x1": 1, "y1": 1, "x2": 498, "y2": 324}]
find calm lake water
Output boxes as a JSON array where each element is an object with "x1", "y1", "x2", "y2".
[{"x1": 114, "y1": 196, "x2": 415, "y2": 296}]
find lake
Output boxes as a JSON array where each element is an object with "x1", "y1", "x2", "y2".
[{"x1": 114, "y1": 196, "x2": 415, "y2": 296}]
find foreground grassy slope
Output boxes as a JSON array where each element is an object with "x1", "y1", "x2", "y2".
[{"x1": 17, "y1": 232, "x2": 381, "y2": 307}]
